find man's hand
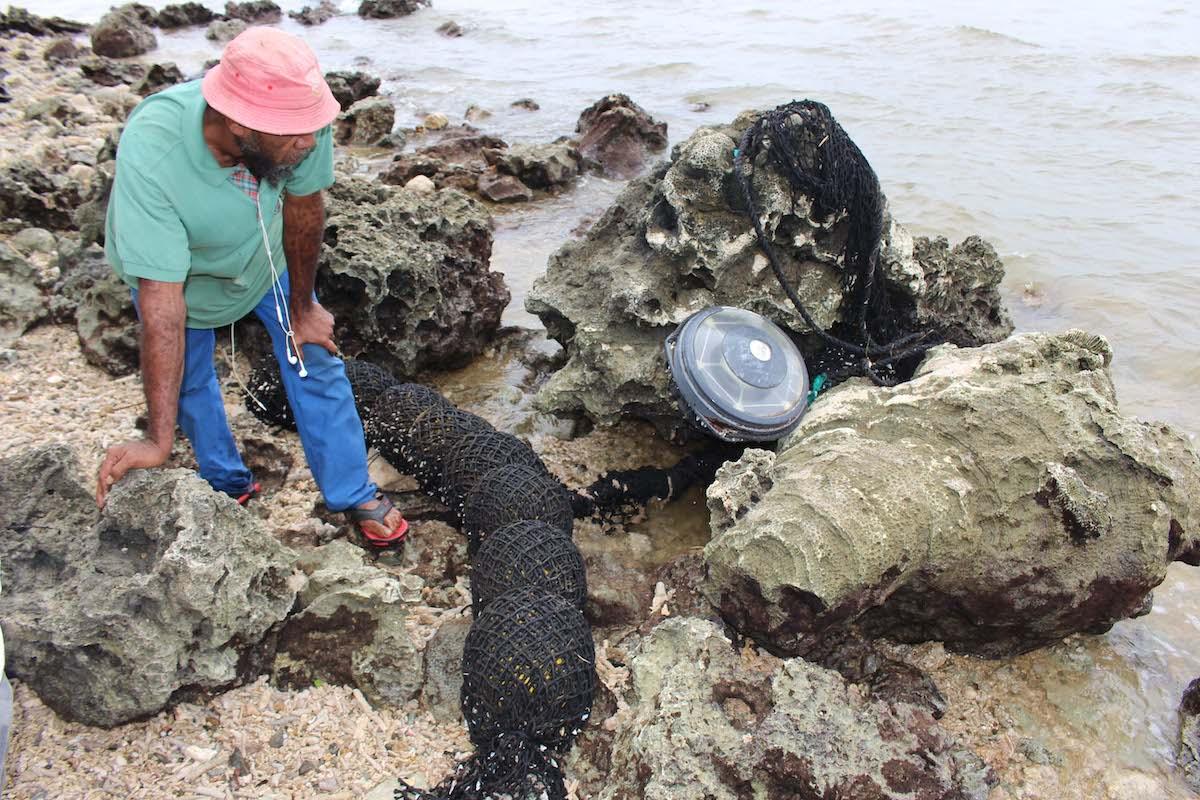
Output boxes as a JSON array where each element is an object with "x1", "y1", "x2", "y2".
[
  {"x1": 96, "y1": 438, "x2": 171, "y2": 508},
  {"x1": 289, "y1": 300, "x2": 337, "y2": 355}
]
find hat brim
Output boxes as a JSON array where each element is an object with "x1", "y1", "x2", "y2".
[{"x1": 202, "y1": 63, "x2": 341, "y2": 136}]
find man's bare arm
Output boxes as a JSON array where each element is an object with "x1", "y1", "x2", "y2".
[
  {"x1": 96, "y1": 278, "x2": 185, "y2": 506},
  {"x1": 282, "y1": 190, "x2": 336, "y2": 353}
]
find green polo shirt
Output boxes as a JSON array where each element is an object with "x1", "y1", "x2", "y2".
[{"x1": 104, "y1": 80, "x2": 335, "y2": 329}]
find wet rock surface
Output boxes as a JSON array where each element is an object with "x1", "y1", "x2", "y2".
[
  {"x1": 154, "y1": 2, "x2": 219, "y2": 29},
  {"x1": 0, "y1": 8, "x2": 87, "y2": 36},
  {"x1": 91, "y1": 5, "x2": 158, "y2": 58},
  {"x1": 1180, "y1": 678, "x2": 1200, "y2": 793},
  {"x1": 576, "y1": 93, "x2": 668, "y2": 179},
  {"x1": 703, "y1": 331, "x2": 1200, "y2": 658},
  {"x1": 0, "y1": 445, "x2": 298, "y2": 727},
  {"x1": 224, "y1": 0, "x2": 282, "y2": 24},
  {"x1": 595, "y1": 618, "x2": 991, "y2": 800},
  {"x1": 526, "y1": 112, "x2": 1013, "y2": 436},
  {"x1": 290, "y1": 0, "x2": 339, "y2": 26},
  {"x1": 317, "y1": 175, "x2": 508, "y2": 377},
  {"x1": 325, "y1": 69, "x2": 381, "y2": 111},
  {"x1": 358, "y1": 0, "x2": 430, "y2": 19},
  {"x1": 206, "y1": 18, "x2": 247, "y2": 42}
]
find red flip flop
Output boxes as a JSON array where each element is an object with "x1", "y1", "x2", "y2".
[{"x1": 347, "y1": 494, "x2": 409, "y2": 548}]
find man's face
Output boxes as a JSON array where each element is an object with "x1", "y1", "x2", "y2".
[{"x1": 234, "y1": 128, "x2": 318, "y2": 187}]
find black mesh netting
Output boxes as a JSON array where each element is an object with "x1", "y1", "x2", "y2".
[
  {"x1": 402, "y1": 405, "x2": 496, "y2": 491},
  {"x1": 244, "y1": 360, "x2": 295, "y2": 430},
  {"x1": 441, "y1": 430, "x2": 548, "y2": 515},
  {"x1": 396, "y1": 586, "x2": 595, "y2": 800},
  {"x1": 343, "y1": 358, "x2": 399, "y2": 414},
  {"x1": 462, "y1": 464, "x2": 574, "y2": 554},
  {"x1": 572, "y1": 446, "x2": 742, "y2": 522},
  {"x1": 734, "y1": 99, "x2": 939, "y2": 387},
  {"x1": 366, "y1": 383, "x2": 451, "y2": 469},
  {"x1": 471, "y1": 521, "x2": 586, "y2": 615}
]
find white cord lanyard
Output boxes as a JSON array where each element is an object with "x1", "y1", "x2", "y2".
[{"x1": 255, "y1": 192, "x2": 307, "y2": 379}]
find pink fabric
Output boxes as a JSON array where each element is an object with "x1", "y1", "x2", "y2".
[{"x1": 201, "y1": 27, "x2": 340, "y2": 136}]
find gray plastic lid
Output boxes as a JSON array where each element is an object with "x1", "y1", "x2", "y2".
[{"x1": 666, "y1": 306, "x2": 809, "y2": 441}]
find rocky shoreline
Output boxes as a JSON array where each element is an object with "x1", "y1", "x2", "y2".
[{"x1": 2, "y1": 7, "x2": 1199, "y2": 800}]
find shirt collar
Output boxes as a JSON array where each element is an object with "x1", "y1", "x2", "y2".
[{"x1": 181, "y1": 80, "x2": 236, "y2": 187}]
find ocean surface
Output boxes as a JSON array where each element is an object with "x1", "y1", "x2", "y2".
[{"x1": 20, "y1": 0, "x2": 1200, "y2": 792}]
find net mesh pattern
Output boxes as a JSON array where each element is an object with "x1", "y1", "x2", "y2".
[
  {"x1": 402, "y1": 406, "x2": 495, "y2": 491},
  {"x1": 471, "y1": 521, "x2": 586, "y2": 615},
  {"x1": 441, "y1": 430, "x2": 548, "y2": 515},
  {"x1": 462, "y1": 464, "x2": 574, "y2": 554},
  {"x1": 367, "y1": 383, "x2": 451, "y2": 469},
  {"x1": 394, "y1": 587, "x2": 595, "y2": 800},
  {"x1": 734, "y1": 99, "x2": 938, "y2": 386},
  {"x1": 343, "y1": 358, "x2": 399, "y2": 413},
  {"x1": 244, "y1": 360, "x2": 295, "y2": 430}
]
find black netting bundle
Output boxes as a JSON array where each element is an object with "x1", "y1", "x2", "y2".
[
  {"x1": 244, "y1": 360, "x2": 295, "y2": 430},
  {"x1": 462, "y1": 464, "x2": 574, "y2": 554},
  {"x1": 441, "y1": 430, "x2": 548, "y2": 516},
  {"x1": 343, "y1": 358, "x2": 399, "y2": 415},
  {"x1": 402, "y1": 405, "x2": 495, "y2": 491},
  {"x1": 734, "y1": 99, "x2": 938, "y2": 386},
  {"x1": 471, "y1": 521, "x2": 586, "y2": 615},
  {"x1": 573, "y1": 446, "x2": 741, "y2": 522},
  {"x1": 366, "y1": 382, "x2": 451, "y2": 468},
  {"x1": 396, "y1": 587, "x2": 595, "y2": 800}
]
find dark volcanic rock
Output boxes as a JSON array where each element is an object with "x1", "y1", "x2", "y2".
[
  {"x1": 316, "y1": 176, "x2": 508, "y2": 377},
  {"x1": 224, "y1": 0, "x2": 282, "y2": 23},
  {"x1": 0, "y1": 7, "x2": 87, "y2": 36},
  {"x1": 324, "y1": 69, "x2": 381, "y2": 111},
  {"x1": 591, "y1": 618, "x2": 991, "y2": 800},
  {"x1": 576, "y1": 93, "x2": 668, "y2": 179},
  {"x1": 380, "y1": 130, "x2": 507, "y2": 193},
  {"x1": 703, "y1": 331, "x2": 1200, "y2": 658},
  {"x1": 0, "y1": 445, "x2": 297, "y2": 727},
  {"x1": 476, "y1": 172, "x2": 531, "y2": 203},
  {"x1": 154, "y1": 2, "x2": 219, "y2": 29},
  {"x1": 289, "y1": 0, "x2": 339, "y2": 25},
  {"x1": 91, "y1": 5, "x2": 158, "y2": 58},
  {"x1": 358, "y1": 0, "x2": 430, "y2": 18}
]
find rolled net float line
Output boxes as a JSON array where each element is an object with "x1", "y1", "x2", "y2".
[
  {"x1": 395, "y1": 586, "x2": 595, "y2": 800},
  {"x1": 402, "y1": 404, "x2": 495, "y2": 493},
  {"x1": 470, "y1": 520, "x2": 586, "y2": 615},
  {"x1": 365, "y1": 382, "x2": 451, "y2": 469},
  {"x1": 244, "y1": 359, "x2": 295, "y2": 430},
  {"x1": 440, "y1": 430, "x2": 549, "y2": 516},
  {"x1": 462, "y1": 463, "x2": 574, "y2": 555}
]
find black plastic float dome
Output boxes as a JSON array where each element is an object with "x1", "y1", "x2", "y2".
[{"x1": 665, "y1": 306, "x2": 810, "y2": 442}]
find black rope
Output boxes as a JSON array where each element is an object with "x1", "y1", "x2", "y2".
[{"x1": 733, "y1": 100, "x2": 939, "y2": 386}]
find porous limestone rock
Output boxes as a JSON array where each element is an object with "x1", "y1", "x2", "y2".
[
  {"x1": 154, "y1": 2, "x2": 218, "y2": 29},
  {"x1": 0, "y1": 243, "x2": 45, "y2": 345},
  {"x1": 324, "y1": 69, "x2": 381, "y2": 111},
  {"x1": 224, "y1": 0, "x2": 281, "y2": 24},
  {"x1": 0, "y1": 161, "x2": 84, "y2": 230},
  {"x1": 575, "y1": 93, "x2": 668, "y2": 179},
  {"x1": 488, "y1": 139, "x2": 582, "y2": 191},
  {"x1": 526, "y1": 112, "x2": 1012, "y2": 437},
  {"x1": 0, "y1": 7, "x2": 87, "y2": 36},
  {"x1": 420, "y1": 616, "x2": 471, "y2": 721},
  {"x1": 75, "y1": 269, "x2": 139, "y2": 376},
  {"x1": 703, "y1": 331, "x2": 1200, "y2": 658},
  {"x1": 273, "y1": 557, "x2": 424, "y2": 707},
  {"x1": 0, "y1": 446, "x2": 298, "y2": 727},
  {"x1": 206, "y1": 18, "x2": 247, "y2": 42},
  {"x1": 596, "y1": 618, "x2": 990, "y2": 800},
  {"x1": 290, "y1": 0, "x2": 340, "y2": 25},
  {"x1": 335, "y1": 96, "x2": 395, "y2": 146},
  {"x1": 318, "y1": 176, "x2": 508, "y2": 377},
  {"x1": 91, "y1": 5, "x2": 157, "y2": 58}
]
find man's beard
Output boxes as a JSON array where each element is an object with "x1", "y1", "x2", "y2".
[{"x1": 236, "y1": 132, "x2": 304, "y2": 187}]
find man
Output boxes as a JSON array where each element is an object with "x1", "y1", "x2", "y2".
[{"x1": 95, "y1": 27, "x2": 407, "y2": 547}]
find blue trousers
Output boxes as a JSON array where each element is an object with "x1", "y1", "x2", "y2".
[{"x1": 133, "y1": 274, "x2": 376, "y2": 512}]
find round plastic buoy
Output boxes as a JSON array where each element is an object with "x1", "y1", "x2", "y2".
[{"x1": 665, "y1": 306, "x2": 809, "y2": 442}]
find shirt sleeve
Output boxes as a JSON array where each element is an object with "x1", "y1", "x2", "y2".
[
  {"x1": 107, "y1": 146, "x2": 190, "y2": 283},
  {"x1": 284, "y1": 124, "x2": 335, "y2": 197}
]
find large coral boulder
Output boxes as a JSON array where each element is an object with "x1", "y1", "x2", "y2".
[
  {"x1": 595, "y1": 618, "x2": 991, "y2": 800},
  {"x1": 0, "y1": 446, "x2": 298, "y2": 727},
  {"x1": 575, "y1": 93, "x2": 668, "y2": 179},
  {"x1": 526, "y1": 112, "x2": 1012, "y2": 437},
  {"x1": 317, "y1": 176, "x2": 509, "y2": 377},
  {"x1": 90, "y1": 5, "x2": 157, "y2": 58},
  {"x1": 703, "y1": 331, "x2": 1200, "y2": 658}
]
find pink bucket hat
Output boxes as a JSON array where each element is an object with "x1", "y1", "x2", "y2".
[{"x1": 201, "y1": 27, "x2": 340, "y2": 136}]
